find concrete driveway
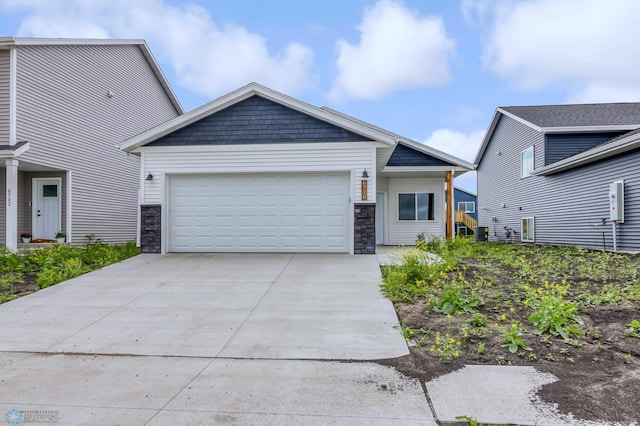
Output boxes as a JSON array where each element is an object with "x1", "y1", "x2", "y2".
[{"x1": 0, "y1": 254, "x2": 436, "y2": 425}]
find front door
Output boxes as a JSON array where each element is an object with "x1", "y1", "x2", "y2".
[{"x1": 33, "y1": 178, "x2": 61, "y2": 240}]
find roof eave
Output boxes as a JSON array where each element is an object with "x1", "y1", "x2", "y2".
[
  {"x1": 0, "y1": 37, "x2": 183, "y2": 114},
  {"x1": 473, "y1": 108, "x2": 504, "y2": 167},
  {"x1": 121, "y1": 83, "x2": 401, "y2": 152},
  {"x1": 540, "y1": 124, "x2": 640, "y2": 133},
  {"x1": 382, "y1": 166, "x2": 471, "y2": 174},
  {"x1": 0, "y1": 142, "x2": 30, "y2": 157},
  {"x1": 0, "y1": 37, "x2": 145, "y2": 47},
  {"x1": 136, "y1": 41, "x2": 183, "y2": 114}
]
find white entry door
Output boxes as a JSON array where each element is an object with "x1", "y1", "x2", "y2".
[{"x1": 33, "y1": 178, "x2": 61, "y2": 240}]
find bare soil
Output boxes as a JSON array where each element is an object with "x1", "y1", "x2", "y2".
[{"x1": 378, "y1": 259, "x2": 640, "y2": 424}]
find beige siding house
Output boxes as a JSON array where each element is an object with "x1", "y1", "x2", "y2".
[{"x1": 0, "y1": 37, "x2": 182, "y2": 250}]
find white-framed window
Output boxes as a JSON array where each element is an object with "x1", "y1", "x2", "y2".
[
  {"x1": 457, "y1": 201, "x2": 475, "y2": 213},
  {"x1": 521, "y1": 146, "x2": 534, "y2": 178},
  {"x1": 521, "y1": 217, "x2": 535, "y2": 242},
  {"x1": 398, "y1": 192, "x2": 435, "y2": 221}
]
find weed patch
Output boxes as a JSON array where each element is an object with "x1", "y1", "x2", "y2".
[{"x1": 0, "y1": 238, "x2": 140, "y2": 302}]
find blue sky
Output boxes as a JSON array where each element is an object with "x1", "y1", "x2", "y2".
[{"x1": 2, "y1": 0, "x2": 639, "y2": 192}]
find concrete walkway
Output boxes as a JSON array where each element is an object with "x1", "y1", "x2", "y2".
[{"x1": 0, "y1": 253, "x2": 436, "y2": 425}]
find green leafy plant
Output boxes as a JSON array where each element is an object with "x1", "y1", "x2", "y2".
[
  {"x1": 501, "y1": 322, "x2": 530, "y2": 353},
  {"x1": 395, "y1": 322, "x2": 428, "y2": 342},
  {"x1": 381, "y1": 248, "x2": 449, "y2": 302},
  {"x1": 626, "y1": 319, "x2": 640, "y2": 338},
  {"x1": 455, "y1": 415, "x2": 500, "y2": 426},
  {"x1": 526, "y1": 281, "x2": 584, "y2": 340},
  {"x1": 430, "y1": 332, "x2": 461, "y2": 363},
  {"x1": 431, "y1": 274, "x2": 485, "y2": 315}
]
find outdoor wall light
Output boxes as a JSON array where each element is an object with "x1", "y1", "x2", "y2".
[
  {"x1": 145, "y1": 173, "x2": 154, "y2": 181},
  {"x1": 362, "y1": 169, "x2": 369, "y2": 178}
]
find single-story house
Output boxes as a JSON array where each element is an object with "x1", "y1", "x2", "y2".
[
  {"x1": 474, "y1": 103, "x2": 640, "y2": 252},
  {"x1": 0, "y1": 37, "x2": 182, "y2": 251},
  {"x1": 120, "y1": 83, "x2": 473, "y2": 254}
]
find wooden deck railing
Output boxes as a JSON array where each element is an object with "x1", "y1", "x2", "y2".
[{"x1": 455, "y1": 210, "x2": 477, "y2": 230}]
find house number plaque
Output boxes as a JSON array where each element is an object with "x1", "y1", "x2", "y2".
[{"x1": 361, "y1": 180, "x2": 368, "y2": 201}]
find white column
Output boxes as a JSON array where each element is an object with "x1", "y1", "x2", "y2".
[{"x1": 5, "y1": 159, "x2": 18, "y2": 251}]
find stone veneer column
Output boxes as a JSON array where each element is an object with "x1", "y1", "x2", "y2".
[
  {"x1": 140, "y1": 205, "x2": 161, "y2": 254},
  {"x1": 354, "y1": 203, "x2": 376, "y2": 254}
]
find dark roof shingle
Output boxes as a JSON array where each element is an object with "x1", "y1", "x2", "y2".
[{"x1": 501, "y1": 103, "x2": 640, "y2": 127}]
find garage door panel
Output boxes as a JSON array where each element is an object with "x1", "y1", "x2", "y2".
[{"x1": 169, "y1": 173, "x2": 349, "y2": 252}]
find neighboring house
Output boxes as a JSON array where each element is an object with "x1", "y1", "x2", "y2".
[
  {"x1": 120, "y1": 83, "x2": 472, "y2": 254},
  {"x1": 474, "y1": 103, "x2": 640, "y2": 252},
  {"x1": 454, "y1": 187, "x2": 477, "y2": 235},
  {"x1": 0, "y1": 37, "x2": 182, "y2": 251}
]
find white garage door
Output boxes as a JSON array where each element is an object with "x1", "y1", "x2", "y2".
[{"x1": 168, "y1": 173, "x2": 350, "y2": 252}]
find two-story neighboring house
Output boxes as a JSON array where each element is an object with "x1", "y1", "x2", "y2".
[
  {"x1": 0, "y1": 37, "x2": 182, "y2": 251},
  {"x1": 474, "y1": 103, "x2": 640, "y2": 252}
]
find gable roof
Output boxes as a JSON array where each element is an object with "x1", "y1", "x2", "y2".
[
  {"x1": 146, "y1": 94, "x2": 373, "y2": 146},
  {"x1": 119, "y1": 82, "x2": 473, "y2": 171},
  {"x1": 386, "y1": 143, "x2": 457, "y2": 167},
  {"x1": 474, "y1": 102, "x2": 640, "y2": 167},
  {"x1": 0, "y1": 37, "x2": 183, "y2": 114},
  {"x1": 320, "y1": 106, "x2": 473, "y2": 170},
  {"x1": 534, "y1": 128, "x2": 640, "y2": 176}
]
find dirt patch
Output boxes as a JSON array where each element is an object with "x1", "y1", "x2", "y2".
[{"x1": 377, "y1": 254, "x2": 640, "y2": 424}]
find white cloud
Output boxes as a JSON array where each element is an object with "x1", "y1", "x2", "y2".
[
  {"x1": 330, "y1": 0, "x2": 456, "y2": 101},
  {"x1": 423, "y1": 128, "x2": 484, "y2": 163},
  {"x1": 482, "y1": 0, "x2": 640, "y2": 102},
  {"x1": 1, "y1": 0, "x2": 316, "y2": 98},
  {"x1": 460, "y1": 0, "x2": 495, "y2": 25},
  {"x1": 423, "y1": 128, "x2": 484, "y2": 193}
]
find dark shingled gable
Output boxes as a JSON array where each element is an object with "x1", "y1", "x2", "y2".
[
  {"x1": 147, "y1": 95, "x2": 374, "y2": 146},
  {"x1": 386, "y1": 143, "x2": 455, "y2": 167}
]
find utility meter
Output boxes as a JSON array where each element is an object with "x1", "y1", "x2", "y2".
[{"x1": 609, "y1": 180, "x2": 624, "y2": 223}]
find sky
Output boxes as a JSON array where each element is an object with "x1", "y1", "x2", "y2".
[{"x1": 2, "y1": 0, "x2": 640, "y2": 193}]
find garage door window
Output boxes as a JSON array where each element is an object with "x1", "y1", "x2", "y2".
[{"x1": 399, "y1": 193, "x2": 434, "y2": 221}]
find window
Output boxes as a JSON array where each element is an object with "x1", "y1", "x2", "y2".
[
  {"x1": 521, "y1": 217, "x2": 535, "y2": 242},
  {"x1": 42, "y1": 185, "x2": 58, "y2": 197},
  {"x1": 457, "y1": 201, "x2": 475, "y2": 213},
  {"x1": 399, "y1": 193, "x2": 435, "y2": 221},
  {"x1": 521, "y1": 146, "x2": 534, "y2": 178}
]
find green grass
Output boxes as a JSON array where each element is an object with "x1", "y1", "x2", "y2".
[{"x1": 0, "y1": 237, "x2": 140, "y2": 299}]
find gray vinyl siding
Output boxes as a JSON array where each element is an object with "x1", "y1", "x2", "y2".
[
  {"x1": 477, "y1": 115, "x2": 544, "y2": 242},
  {"x1": 15, "y1": 44, "x2": 179, "y2": 243},
  {"x1": 478, "y1": 115, "x2": 640, "y2": 251},
  {"x1": 544, "y1": 132, "x2": 625, "y2": 165},
  {"x1": 0, "y1": 50, "x2": 9, "y2": 144}
]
